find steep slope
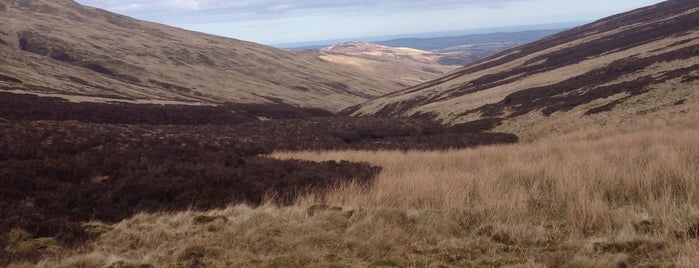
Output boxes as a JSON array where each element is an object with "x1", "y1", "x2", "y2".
[
  {"x1": 315, "y1": 42, "x2": 460, "y2": 87},
  {"x1": 0, "y1": 0, "x2": 401, "y2": 111},
  {"x1": 346, "y1": 0, "x2": 699, "y2": 136}
]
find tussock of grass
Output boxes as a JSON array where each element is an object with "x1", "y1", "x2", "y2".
[
  {"x1": 4, "y1": 229, "x2": 64, "y2": 262},
  {"x1": 32, "y1": 116, "x2": 699, "y2": 267}
]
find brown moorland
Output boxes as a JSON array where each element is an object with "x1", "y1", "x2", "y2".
[
  {"x1": 3, "y1": 0, "x2": 699, "y2": 267},
  {"x1": 28, "y1": 112, "x2": 699, "y2": 267},
  {"x1": 0, "y1": 92, "x2": 516, "y2": 265}
]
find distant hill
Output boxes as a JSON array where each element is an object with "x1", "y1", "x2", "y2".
[
  {"x1": 0, "y1": 0, "x2": 403, "y2": 111},
  {"x1": 376, "y1": 29, "x2": 566, "y2": 51},
  {"x1": 345, "y1": 0, "x2": 699, "y2": 137},
  {"x1": 314, "y1": 42, "x2": 460, "y2": 87},
  {"x1": 275, "y1": 22, "x2": 584, "y2": 50},
  {"x1": 291, "y1": 29, "x2": 567, "y2": 70}
]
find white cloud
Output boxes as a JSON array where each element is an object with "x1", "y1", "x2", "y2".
[
  {"x1": 109, "y1": 3, "x2": 146, "y2": 12},
  {"x1": 78, "y1": 0, "x2": 197, "y2": 12},
  {"x1": 165, "y1": 0, "x2": 201, "y2": 11},
  {"x1": 268, "y1": 4, "x2": 294, "y2": 12}
]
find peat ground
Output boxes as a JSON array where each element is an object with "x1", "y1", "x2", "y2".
[{"x1": 0, "y1": 92, "x2": 517, "y2": 264}]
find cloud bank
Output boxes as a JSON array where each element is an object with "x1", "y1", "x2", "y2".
[
  {"x1": 79, "y1": 0, "x2": 514, "y2": 13},
  {"x1": 74, "y1": 0, "x2": 665, "y2": 45}
]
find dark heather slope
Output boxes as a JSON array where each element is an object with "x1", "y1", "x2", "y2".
[
  {"x1": 345, "y1": 0, "x2": 699, "y2": 129},
  {"x1": 0, "y1": 93, "x2": 517, "y2": 264}
]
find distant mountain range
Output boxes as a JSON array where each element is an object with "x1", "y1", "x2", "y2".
[
  {"x1": 275, "y1": 22, "x2": 584, "y2": 49},
  {"x1": 288, "y1": 29, "x2": 568, "y2": 72},
  {"x1": 375, "y1": 29, "x2": 566, "y2": 52}
]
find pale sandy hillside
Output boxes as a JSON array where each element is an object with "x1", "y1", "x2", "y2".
[
  {"x1": 317, "y1": 42, "x2": 460, "y2": 87},
  {"x1": 0, "y1": 0, "x2": 404, "y2": 111},
  {"x1": 345, "y1": 0, "x2": 699, "y2": 138}
]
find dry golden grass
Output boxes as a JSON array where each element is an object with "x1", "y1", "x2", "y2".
[{"x1": 28, "y1": 113, "x2": 699, "y2": 267}]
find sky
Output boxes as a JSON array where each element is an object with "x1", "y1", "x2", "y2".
[{"x1": 73, "y1": 0, "x2": 666, "y2": 45}]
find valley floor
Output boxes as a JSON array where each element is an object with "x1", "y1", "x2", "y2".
[{"x1": 22, "y1": 114, "x2": 699, "y2": 267}]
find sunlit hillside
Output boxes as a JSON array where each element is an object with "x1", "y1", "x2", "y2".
[
  {"x1": 0, "y1": 0, "x2": 405, "y2": 111},
  {"x1": 345, "y1": 0, "x2": 699, "y2": 129},
  {"x1": 317, "y1": 42, "x2": 459, "y2": 87}
]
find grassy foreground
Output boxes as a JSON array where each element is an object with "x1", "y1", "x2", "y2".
[{"x1": 16, "y1": 116, "x2": 699, "y2": 267}]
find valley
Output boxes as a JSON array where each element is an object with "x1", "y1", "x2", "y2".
[{"x1": 1, "y1": 0, "x2": 699, "y2": 267}]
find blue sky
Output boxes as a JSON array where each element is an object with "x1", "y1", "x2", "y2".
[{"x1": 74, "y1": 0, "x2": 665, "y2": 45}]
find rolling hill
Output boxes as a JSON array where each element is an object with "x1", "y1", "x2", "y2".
[
  {"x1": 314, "y1": 42, "x2": 461, "y2": 87},
  {"x1": 345, "y1": 0, "x2": 699, "y2": 138},
  {"x1": 0, "y1": 0, "x2": 403, "y2": 111},
  {"x1": 288, "y1": 29, "x2": 568, "y2": 73}
]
